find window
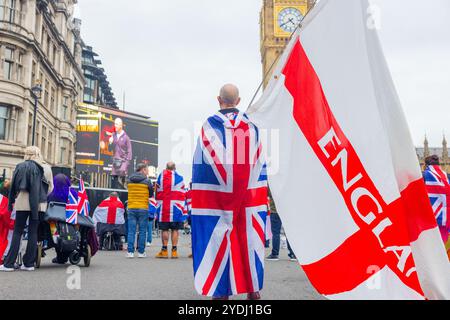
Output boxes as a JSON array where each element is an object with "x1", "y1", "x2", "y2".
[
  {"x1": 41, "y1": 26, "x2": 45, "y2": 45},
  {"x1": 48, "y1": 131, "x2": 53, "y2": 161},
  {"x1": 0, "y1": 106, "x2": 9, "y2": 140},
  {"x1": 68, "y1": 143, "x2": 72, "y2": 166},
  {"x1": 35, "y1": 120, "x2": 40, "y2": 148},
  {"x1": 17, "y1": 52, "x2": 23, "y2": 83},
  {"x1": 47, "y1": 36, "x2": 51, "y2": 56},
  {"x1": 41, "y1": 125, "x2": 46, "y2": 158},
  {"x1": 31, "y1": 60, "x2": 36, "y2": 85},
  {"x1": 7, "y1": 0, "x2": 16, "y2": 23},
  {"x1": 50, "y1": 87, "x2": 55, "y2": 114},
  {"x1": 60, "y1": 140, "x2": 66, "y2": 164},
  {"x1": 27, "y1": 112, "x2": 32, "y2": 145},
  {"x1": 3, "y1": 47, "x2": 14, "y2": 80},
  {"x1": 62, "y1": 96, "x2": 68, "y2": 120},
  {"x1": 44, "y1": 79, "x2": 49, "y2": 108},
  {"x1": 52, "y1": 45, "x2": 57, "y2": 66}
]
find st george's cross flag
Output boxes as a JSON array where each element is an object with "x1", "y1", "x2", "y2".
[
  {"x1": 93, "y1": 196, "x2": 125, "y2": 225},
  {"x1": 248, "y1": 0, "x2": 450, "y2": 299},
  {"x1": 191, "y1": 111, "x2": 269, "y2": 297}
]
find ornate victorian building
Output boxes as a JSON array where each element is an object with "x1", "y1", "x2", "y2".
[
  {"x1": 416, "y1": 136, "x2": 449, "y2": 172},
  {"x1": 0, "y1": 0, "x2": 84, "y2": 178}
]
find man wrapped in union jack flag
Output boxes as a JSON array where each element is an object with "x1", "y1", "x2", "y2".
[
  {"x1": 191, "y1": 84, "x2": 268, "y2": 300},
  {"x1": 155, "y1": 162, "x2": 187, "y2": 259},
  {"x1": 423, "y1": 155, "x2": 450, "y2": 248}
]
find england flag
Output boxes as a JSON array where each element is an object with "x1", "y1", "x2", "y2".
[{"x1": 248, "y1": 0, "x2": 450, "y2": 299}]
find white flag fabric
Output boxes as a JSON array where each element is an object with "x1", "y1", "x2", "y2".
[{"x1": 248, "y1": 0, "x2": 450, "y2": 300}]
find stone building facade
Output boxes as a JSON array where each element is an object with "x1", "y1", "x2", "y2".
[
  {"x1": 417, "y1": 136, "x2": 449, "y2": 172},
  {"x1": 0, "y1": 0, "x2": 84, "y2": 179}
]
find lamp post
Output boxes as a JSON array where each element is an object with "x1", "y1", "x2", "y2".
[{"x1": 30, "y1": 82, "x2": 42, "y2": 146}]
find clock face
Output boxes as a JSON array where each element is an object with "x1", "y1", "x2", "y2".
[{"x1": 278, "y1": 7, "x2": 304, "y2": 33}]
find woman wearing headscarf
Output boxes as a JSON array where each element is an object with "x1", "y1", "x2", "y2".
[{"x1": 0, "y1": 147, "x2": 53, "y2": 272}]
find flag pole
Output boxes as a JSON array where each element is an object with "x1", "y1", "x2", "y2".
[{"x1": 247, "y1": 0, "x2": 318, "y2": 110}]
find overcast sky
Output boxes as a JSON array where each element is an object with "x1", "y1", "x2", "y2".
[{"x1": 77, "y1": 0, "x2": 450, "y2": 179}]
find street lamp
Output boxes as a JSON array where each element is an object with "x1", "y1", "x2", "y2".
[{"x1": 30, "y1": 82, "x2": 42, "y2": 146}]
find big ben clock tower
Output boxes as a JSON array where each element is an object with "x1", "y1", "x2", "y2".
[{"x1": 260, "y1": 0, "x2": 315, "y2": 88}]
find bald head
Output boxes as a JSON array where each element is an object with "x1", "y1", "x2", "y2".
[
  {"x1": 218, "y1": 84, "x2": 241, "y2": 109},
  {"x1": 166, "y1": 161, "x2": 176, "y2": 171}
]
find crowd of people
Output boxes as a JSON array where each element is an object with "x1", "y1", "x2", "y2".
[{"x1": 0, "y1": 84, "x2": 449, "y2": 301}]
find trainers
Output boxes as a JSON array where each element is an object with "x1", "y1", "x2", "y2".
[
  {"x1": 126, "y1": 252, "x2": 135, "y2": 259},
  {"x1": 288, "y1": 253, "x2": 297, "y2": 262},
  {"x1": 146, "y1": 242, "x2": 152, "y2": 247},
  {"x1": 171, "y1": 249, "x2": 178, "y2": 259},
  {"x1": 20, "y1": 265, "x2": 35, "y2": 272},
  {"x1": 0, "y1": 265, "x2": 14, "y2": 272},
  {"x1": 155, "y1": 250, "x2": 168, "y2": 259},
  {"x1": 266, "y1": 254, "x2": 279, "y2": 261},
  {"x1": 138, "y1": 252, "x2": 147, "y2": 258}
]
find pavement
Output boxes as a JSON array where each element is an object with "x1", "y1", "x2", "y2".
[{"x1": 0, "y1": 234, "x2": 323, "y2": 300}]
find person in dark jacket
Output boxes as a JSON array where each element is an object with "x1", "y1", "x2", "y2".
[
  {"x1": 126, "y1": 163, "x2": 153, "y2": 258},
  {"x1": 0, "y1": 147, "x2": 53, "y2": 272}
]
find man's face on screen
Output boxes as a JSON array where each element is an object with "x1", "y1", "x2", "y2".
[{"x1": 115, "y1": 118, "x2": 123, "y2": 133}]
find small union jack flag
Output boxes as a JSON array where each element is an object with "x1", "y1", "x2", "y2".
[
  {"x1": 424, "y1": 165, "x2": 450, "y2": 228},
  {"x1": 77, "y1": 177, "x2": 90, "y2": 217},
  {"x1": 66, "y1": 188, "x2": 78, "y2": 225}
]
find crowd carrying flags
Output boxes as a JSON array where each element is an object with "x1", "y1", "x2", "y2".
[
  {"x1": 65, "y1": 177, "x2": 90, "y2": 225},
  {"x1": 248, "y1": 0, "x2": 450, "y2": 299},
  {"x1": 191, "y1": 111, "x2": 268, "y2": 297},
  {"x1": 156, "y1": 170, "x2": 187, "y2": 223}
]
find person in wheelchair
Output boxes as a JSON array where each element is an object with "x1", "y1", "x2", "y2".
[{"x1": 93, "y1": 192, "x2": 125, "y2": 250}]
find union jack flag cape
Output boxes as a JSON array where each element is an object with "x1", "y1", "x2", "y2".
[
  {"x1": 156, "y1": 170, "x2": 187, "y2": 223},
  {"x1": 191, "y1": 110, "x2": 268, "y2": 297},
  {"x1": 424, "y1": 165, "x2": 450, "y2": 242}
]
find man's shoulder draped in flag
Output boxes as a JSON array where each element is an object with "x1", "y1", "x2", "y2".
[
  {"x1": 247, "y1": 0, "x2": 449, "y2": 300},
  {"x1": 191, "y1": 109, "x2": 268, "y2": 297}
]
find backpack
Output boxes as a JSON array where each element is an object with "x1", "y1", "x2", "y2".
[{"x1": 56, "y1": 222, "x2": 79, "y2": 253}]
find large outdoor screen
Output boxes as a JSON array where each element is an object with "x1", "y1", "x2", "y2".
[{"x1": 75, "y1": 103, "x2": 159, "y2": 177}]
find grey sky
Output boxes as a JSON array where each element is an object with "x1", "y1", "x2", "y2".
[{"x1": 77, "y1": 0, "x2": 450, "y2": 179}]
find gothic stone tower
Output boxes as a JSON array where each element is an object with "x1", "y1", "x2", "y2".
[{"x1": 260, "y1": 0, "x2": 315, "y2": 88}]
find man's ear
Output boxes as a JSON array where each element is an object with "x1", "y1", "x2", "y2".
[
  {"x1": 217, "y1": 96, "x2": 222, "y2": 105},
  {"x1": 236, "y1": 97, "x2": 241, "y2": 106}
]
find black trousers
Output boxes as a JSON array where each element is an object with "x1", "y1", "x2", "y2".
[{"x1": 4, "y1": 211, "x2": 40, "y2": 268}]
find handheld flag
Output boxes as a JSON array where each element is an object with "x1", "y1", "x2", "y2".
[{"x1": 248, "y1": 0, "x2": 450, "y2": 299}]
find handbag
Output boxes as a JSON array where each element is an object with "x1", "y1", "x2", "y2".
[{"x1": 112, "y1": 159, "x2": 123, "y2": 170}]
